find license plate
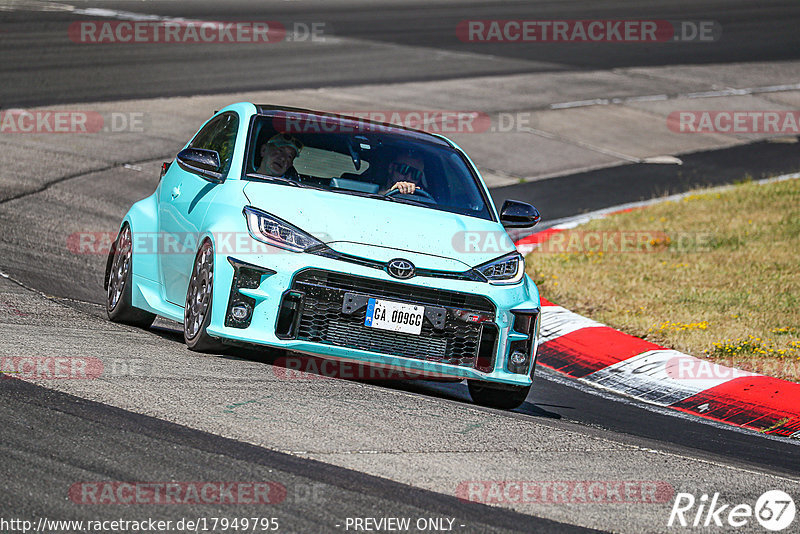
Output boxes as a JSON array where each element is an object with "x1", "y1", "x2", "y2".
[{"x1": 365, "y1": 298, "x2": 425, "y2": 335}]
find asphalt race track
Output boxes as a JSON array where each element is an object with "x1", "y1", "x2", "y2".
[
  {"x1": 1, "y1": 1, "x2": 799, "y2": 533},
  {"x1": 3, "y1": 0, "x2": 800, "y2": 107}
]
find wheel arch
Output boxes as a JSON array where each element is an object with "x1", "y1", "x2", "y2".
[
  {"x1": 189, "y1": 231, "x2": 234, "y2": 333},
  {"x1": 105, "y1": 194, "x2": 160, "y2": 289}
]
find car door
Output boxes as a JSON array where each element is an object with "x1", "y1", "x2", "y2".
[{"x1": 159, "y1": 112, "x2": 238, "y2": 305}]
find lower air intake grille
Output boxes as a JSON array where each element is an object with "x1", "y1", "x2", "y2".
[{"x1": 289, "y1": 269, "x2": 496, "y2": 369}]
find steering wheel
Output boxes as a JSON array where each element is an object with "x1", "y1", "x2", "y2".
[{"x1": 385, "y1": 187, "x2": 435, "y2": 201}]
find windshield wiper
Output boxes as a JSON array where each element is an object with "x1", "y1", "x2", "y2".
[
  {"x1": 245, "y1": 173, "x2": 321, "y2": 190},
  {"x1": 378, "y1": 192, "x2": 430, "y2": 207},
  {"x1": 326, "y1": 188, "x2": 424, "y2": 205},
  {"x1": 246, "y1": 175, "x2": 429, "y2": 207},
  {"x1": 325, "y1": 188, "x2": 394, "y2": 201},
  {"x1": 337, "y1": 189, "x2": 430, "y2": 207}
]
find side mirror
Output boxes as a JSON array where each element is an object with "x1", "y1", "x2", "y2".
[
  {"x1": 176, "y1": 148, "x2": 223, "y2": 182},
  {"x1": 159, "y1": 161, "x2": 171, "y2": 181},
  {"x1": 500, "y1": 200, "x2": 541, "y2": 228}
]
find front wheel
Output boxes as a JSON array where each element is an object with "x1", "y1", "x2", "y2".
[
  {"x1": 106, "y1": 224, "x2": 156, "y2": 328},
  {"x1": 468, "y1": 380, "x2": 531, "y2": 410},
  {"x1": 184, "y1": 239, "x2": 225, "y2": 352}
]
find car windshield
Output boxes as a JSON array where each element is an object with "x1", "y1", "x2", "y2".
[{"x1": 244, "y1": 113, "x2": 494, "y2": 221}]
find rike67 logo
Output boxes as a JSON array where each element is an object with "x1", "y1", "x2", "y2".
[{"x1": 668, "y1": 490, "x2": 796, "y2": 531}]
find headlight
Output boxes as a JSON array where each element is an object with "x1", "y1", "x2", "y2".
[
  {"x1": 475, "y1": 252, "x2": 525, "y2": 285},
  {"x1": 243, "y1": 206, "x2": 323, "y2": 252}
]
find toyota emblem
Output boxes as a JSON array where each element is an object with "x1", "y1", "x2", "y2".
[{"x1": 387, "y1": 258, "x2": 415, "y2": 279}]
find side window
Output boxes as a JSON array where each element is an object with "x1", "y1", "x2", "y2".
[{"x1": 190, "y1": 113, "x2": 239, "y2": 175}]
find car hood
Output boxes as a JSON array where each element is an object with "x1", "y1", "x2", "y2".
[{"x1": 242, "y1": 182, "x2": 515, "y2": 269}]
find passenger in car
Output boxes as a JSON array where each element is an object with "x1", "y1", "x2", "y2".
[{"x1": 257, "y1": 133, "x2": 303, "y2": 178}]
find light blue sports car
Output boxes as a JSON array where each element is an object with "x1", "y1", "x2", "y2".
[{"x1": 106, "y1": 103, "x2": 542, "y2": 409}]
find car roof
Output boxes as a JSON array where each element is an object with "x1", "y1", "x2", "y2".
[{"x1": 254, "y1": 104, "x2": 452, "y2": 147}]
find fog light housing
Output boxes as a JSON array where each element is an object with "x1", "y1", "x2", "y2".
[
  {"x1": 507, "y1": 308, "x2": 540, "y2": 374},
  {"x1": 510, "y1": 351, "x2": 527, "y2": 365},
  {"x1": 506, "y1": 345, "x2": 531, "y2": 374},
  {"x1": 230, "y1": 301, "x2": 252, "y2": 321},
  {"x1": 225, "y1": 257, "x2": 275, "y2": 329}
]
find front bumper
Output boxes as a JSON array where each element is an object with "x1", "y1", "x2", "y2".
[{"x1": 206, "y1": 249, "x2": 540, "y2": 387}]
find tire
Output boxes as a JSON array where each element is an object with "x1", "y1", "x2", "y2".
[
  {"x1": 106, "y1": 224, "x2": 156, "y2": 328},
  {"x1": 183, "y1": 239, "x2": 225, "y2": 352},
  {"x1": 468, "y1": 380, "x2": 531, "y2": 410}
]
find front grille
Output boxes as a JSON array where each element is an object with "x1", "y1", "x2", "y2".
[
  {"x1": 326, "y1": 321, "x2": 448, "y2": 361},
  {"x1": 288, "y1": 269, "x2": 496, "y2": 368}
]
